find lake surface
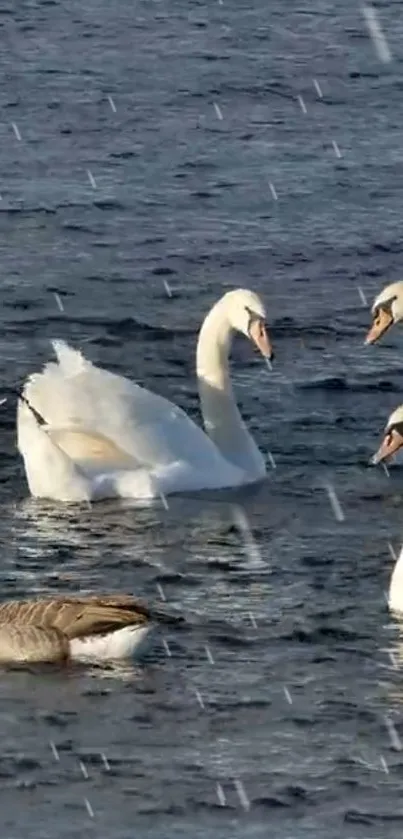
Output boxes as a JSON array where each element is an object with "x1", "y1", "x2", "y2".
[{"x1": 0, "y1": 0, "x2": 403, "y2": 837}]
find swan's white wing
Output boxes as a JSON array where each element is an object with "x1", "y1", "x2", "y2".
[
  {"x1": 17, "y1": 399, "x2": 160, "y2": 501},
  {"x1": 23, "y1": 340, "x2": 232, "y2": 474},
  {"x1": 48, "y1": 428, "x2": 138, "y2": 471}
]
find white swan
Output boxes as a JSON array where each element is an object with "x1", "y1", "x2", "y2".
[
  {"x1": 389, "y1": 545, "x2": 403, "y2": 615},
  {"x1": 370, "y1": 406, "x2": 403, "y2": 613},
  {"x1": 371, "y1": 404, "x2": 403, "y2": 468},
  {"x1": 366, "y1": 285, "x2": 403, "y2": 615},
  {"x1": 17, "y1": 288, "x2": 274, "y2": 503},
  {"x1": 365, "y1": 281, "x2": 403, "y2": 344}
]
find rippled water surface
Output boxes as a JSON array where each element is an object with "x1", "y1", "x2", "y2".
[{"x1": 1, "y1": 1, "x2": 403, "y2": 837}]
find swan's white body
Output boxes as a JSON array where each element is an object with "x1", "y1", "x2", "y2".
[
  {"x1": 389, "y1": 545, "x2": 403, "y2": 615},
  {"x1": 367, "y1": 284, "x2": 403, "y2": 616},
  {"x1": 17, "y1": 290, "x2": 270, "y2": 503}
]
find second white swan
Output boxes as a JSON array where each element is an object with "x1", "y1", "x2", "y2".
[{"x1": 17, "y1": 288, "x2": 274, "y2": 502}]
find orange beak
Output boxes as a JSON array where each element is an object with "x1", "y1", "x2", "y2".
[
  {"x1": 365, "y1": 308, "x2": 393, "y2": 345},
  {"x1": 249, "y1": 320, "x2": 274, "y2": 361},
  {"x1": 371, "y1": 428, "x2": 403, "y2": 465}
]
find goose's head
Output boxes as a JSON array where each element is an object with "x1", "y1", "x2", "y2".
[
  {"x1": 223, "y1": 289, "x2": 274, "y2": 361},
  {"x1": 371, "y1": 404, "x2": 403, "y2": 465},
  {"x1": 365, "y1": 282, "x2": 403, "y2": 345}
]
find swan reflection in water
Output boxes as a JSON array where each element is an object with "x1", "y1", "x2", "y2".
[{"x1": 8, "y1": 482, "x2": 268, "y2": 587}]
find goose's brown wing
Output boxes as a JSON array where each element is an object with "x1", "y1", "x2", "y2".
[
  {"x1": 0, "y1": 594, "x2": 183, "y2": 640},
  {"x1": 0, "y1": 595, "x2": 151, "y2": 640},
  {"x1": 53, "y1": 598, "x2": 150, "y2": 640}
]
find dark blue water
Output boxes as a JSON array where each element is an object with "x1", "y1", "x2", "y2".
[{"x1": 0, "y1": 1, "x2": 403, "y2": 837}]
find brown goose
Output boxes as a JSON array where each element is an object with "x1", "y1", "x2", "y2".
[{"x1": 0, "y1": 594, "x2": 174, "y2": 663}]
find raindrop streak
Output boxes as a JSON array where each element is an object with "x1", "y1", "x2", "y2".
[
  {"x1": 232, "y1": 505, "x2": 265, "y2": 568},
  {"x1": 213, "y1": 102, "x2": 224, "y2": 120},
  {"x1": 205, "y1": 644, "x2": 215, "y2": 664},
  {"x1": 384, "y1": 716, "x2": 402, "y2": 751},
  {"x1": 361, "y1": 3, "x2": 392, "y2": 62},
  {"x1": 107, "y1": 95, "x2": 117, "y2": 112},
  {"x1": 332, "y1": 140, "x2": 342, "y2": 159},
  {"x1": 313, "y1": 78, "x2": 323, "y2": 98},
  {"x1": 156, "y1": 582, "x2": 166, "y2": 602},
  {"x1": 163, "y1": 279, "x2": 173, "y2": 298},
  {"x1": 12, "y1": 122, "x2": 21, "y2": 141},
  {"x1": 249, "y1": 612, "x2": 258, "y2": 629},
  {"x1": 269, "y1": 182, "x2": 278, "y2": 200},
  {"x1": 268, "y1": 451, "x2": 276, "y2": 469},
  {"x1": 283, "y1": 686, "x2": 293, "y2": 705},
  {"x1": 388, "y1": 650, "x2": 398, "y2": 670},
  {"x1": 195, "y1": 688, "x2": 205, "y2": 709},
  {"x1": 84, "y1": 798, "x2": 94, "y2": 819},
  {"x1": 101, "y1": 752, "x2": 110, "y2": 771},
  {"x1": 380, "y1": 756, "x2": 389, "y2": 774},
  {"x1": 50, "y1": 741, "x2": 60, "y2": 762},
  {"x1": 217, "y1": 782, "x2": 227, "y2": 806},
  {"x1": 297, "y1": 94, "x2": 307, "y2": 114},
  {"x1": 162, "y1": 638, "x2": 172, "y2": 657},
  {"x1": 79, "y1": 760, "x2": 89, "y2": 779},
  {"x1": 357, "y1": 286, "x2": 368, "y2": 306},
  {"x1": 324, "y1": 483, "x2": 345, "y2": 521},
  {"x1": 388, "y1": 542, "x2": 397, "y2": 562},
  {"x1": 87, "y1": 170, "x2": 97, "y2": 189},
  {"x1": 159, "y1": 491, "x2": 169, "y2": 510},
  {"x1": 234, "y1": 779, "x2": 250, "y2": 812},
  {"x1": 54, "y1": 292, "x2": 64, "y2": 312}
]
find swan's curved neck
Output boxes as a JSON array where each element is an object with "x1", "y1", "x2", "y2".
[{"x1": 196, "y1": 301, "x2": 265, "y2": 478}]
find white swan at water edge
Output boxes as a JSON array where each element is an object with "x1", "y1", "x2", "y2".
[
  {"x1": 17, "y1": 288, "x2": 274, "y2": 503},
  {"x1": 371, "y1": 404, "x2": 403, "y2": 613},
  {"x1": 0, "y1": 593, "x2": 182, "y2": 664},
  {"x1": 389, "y1": 545, "x2": 403, "y2": 615},
  {"x1": 365, "y1": 281, "x2": 403, "y2": 345},
  {"x1": 371, "y1": 404, "x2": 403, "y2": 469}
]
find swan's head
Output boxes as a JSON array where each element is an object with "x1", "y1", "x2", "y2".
[
  {"x1": 223, "y1": 289, "x2": 274, "y2": 361},
  {"x1": 371, "y1": 404, "x2": 403, "y2": 465},
  {"x1": 365, "y1": 282, "x2": 403, "y2": 345}
]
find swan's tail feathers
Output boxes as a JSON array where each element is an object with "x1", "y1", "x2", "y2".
[
  {"x1": 18, "y1": 393, "x2": 46, "y2": 427},
  {"x1": 51, "y1": 340, "x2": 91, "y2": 378},
  {"x1": 17, "y1": 397, "x2": 92, "y2": 502}
]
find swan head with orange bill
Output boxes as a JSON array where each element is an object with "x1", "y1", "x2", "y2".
[
  {"x1": 371, "y1": 405, "x2": 403, "y2": 465},
  {"x1": 365, "y1": 281, "x2": 403, "y2": 345},
  {"x1": 218, "y1": 289, "x2": 274, "y2": 362}
]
